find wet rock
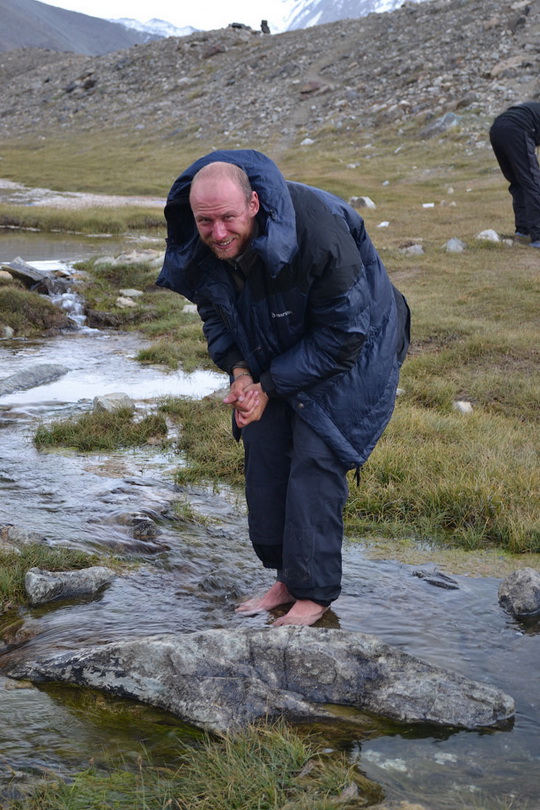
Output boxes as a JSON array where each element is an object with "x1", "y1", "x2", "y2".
[
  {"x1": 0, "y1": 525, "x2": 48, "y2": 548},
  {"x1": 0, "y1": 364, "x2": 69, "y2": 396},
  {"x1": 24, "y1": 565, "x2": 117, "y2": 605},
  {"x1": 2, "y1": 627, "x2": 515, "y2": 733},
  {"x1": 0, "y1": 325, "x2": 15, "y2": 339},
  {"x1": 1, "y1": 257, "x2": 47, "y2": 288},
  {"x1": 32, "y1": 276, "x2": 71, "y2": 296},
  {"x1": 85, "y1": 309, "x2": 131, "y2": 327},
  {"x1": 93, "y1": 392, "x2": 135, "y2": 413},
  {"x1": 116, "y1": 512, "x2": 160, "y2": 540},
  {"x1": 197, "y1": 572, "x2": 245, "y2": 600},
  {"x1": 498, "y1": 568, "x2": 540, "y2": 618},
  {"x1": 412, "y1": 569, "x2": 459, "y2": 590}
]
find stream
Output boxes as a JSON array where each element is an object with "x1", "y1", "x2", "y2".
[{"x1": 0, "y1": 233, "x2": 539, "y2": 809}]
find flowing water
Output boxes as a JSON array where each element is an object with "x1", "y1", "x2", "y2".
[{"x1": 0, "y1": 235, "x2": 539, "y2": 809}]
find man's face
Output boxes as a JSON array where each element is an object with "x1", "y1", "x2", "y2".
[{"x1": 190, "y1": 177, "x2": 259, "y2": 260}]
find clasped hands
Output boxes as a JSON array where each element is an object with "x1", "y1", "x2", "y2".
[{"x1": 223, "y1": 375, "x2": 268, "y2": 427}]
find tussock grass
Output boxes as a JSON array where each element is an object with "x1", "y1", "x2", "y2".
[
  {"x1": 0, "y1": 286, "x2": 71, "y2": 334},
  {"x1": 10, "y1": 721, "x2": 381, "y2": 809},
  {"x1": 346, "y1": 404, "x2": 540, "y2": 552},
  {"x1": 159, "y1": 398, "x2": 243, "y2": 485},
  {"x1": 77, "y1": 260, "x2": 212, "y2": 370},
  {"x1": 34, "y1": 408, "x2": 168, "y2": 452},
  {"x1": 0, "y1": 544, "x2": 99, "y2": 614},
  {"x1": 0, "y1": 204, "x2": 165, "y2": 235}
]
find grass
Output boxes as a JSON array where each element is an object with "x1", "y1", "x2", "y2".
[
  {"x1": 9, "y1": 721, "x2": 382, "y2": 809},
  {"x1": 0, "y1": 204, "x2": 165, "y2": 235},
  {"x1": 75, "y1": 258, "x2": 212, "y2": 370},
  {"x1": 34, "y1": 408, "x2": 168, "y2": 452},
  {"x1": 0, "y1": 544, "x2": 100, "y2": 614},
  {"x1": 0, "y1": 286, "x2": 73, "y2": 335},
  {"x1": 0, "y1": 130, "x2": 208, "y2": 197},
  {"x1": 159, "y1": 397, "x2": 244, "y2": 485}
]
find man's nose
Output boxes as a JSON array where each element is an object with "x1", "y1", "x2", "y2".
[{"x1": 212, "y1": 220, "x2": 227, "y2": 240}]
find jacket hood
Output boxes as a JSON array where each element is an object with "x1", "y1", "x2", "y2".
[{"x1": 163, "y1": 149, "x2": 298, "y2": 278}]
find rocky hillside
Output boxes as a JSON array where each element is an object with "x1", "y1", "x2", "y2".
[{"x1": 0, "y1": 0, "x2": 538, "y2": 149}]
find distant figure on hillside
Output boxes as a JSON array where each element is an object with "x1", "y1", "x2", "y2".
[
  {"x1": 489, "y1": 101, "x2": 540, "y2": 247},
  {"x1": 157, "y1": 150, "x2": 409, "y2": 627}
]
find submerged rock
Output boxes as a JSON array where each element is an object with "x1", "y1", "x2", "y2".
[
  {"x1": 25, "y1": 566, "x2": 117, "y2": 605},
  {"x1": 1, "y1": 627, "x2": 515, "y2": 733},
  {"x1": 0, "y1": 364, "x2": 69, "y2": 396}
]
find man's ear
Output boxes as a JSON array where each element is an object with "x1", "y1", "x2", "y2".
[{"x1": 249, "y1": 191, "x2": 260, "y2": 216}]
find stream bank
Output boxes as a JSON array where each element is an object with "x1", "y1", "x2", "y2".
[{"x1": 0, "y1": 235, "x2": 539, "y2": 809}]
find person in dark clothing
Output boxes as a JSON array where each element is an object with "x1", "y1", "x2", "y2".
[
  {"x1": 157, "y1": 150, "x2": 410, "y2": 626},
  {"x1": 489, "y1": 101, "x2": 540, "y2": 247}
]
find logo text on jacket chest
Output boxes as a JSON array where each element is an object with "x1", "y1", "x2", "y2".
[{"x1": 271, "y1": 310, "x2": 293, "y2": 319}]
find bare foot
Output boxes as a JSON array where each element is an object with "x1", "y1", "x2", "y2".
[
  {"x1": 271, "y1": 599, "x2": 329, "y2": 627},
  {"x1": 236, "y1": 581, "x2": 296, "y2": 616}
]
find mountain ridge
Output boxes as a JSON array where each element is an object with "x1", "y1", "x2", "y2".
[{"x1": 0, "y1": 0, "x2": 157, "y2": 55}]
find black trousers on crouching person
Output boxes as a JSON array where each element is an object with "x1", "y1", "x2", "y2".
[
  {"x1": 241, "y1": 398, "x2": 349, "y2": 607},
  {"x1": 489, "y1": 119, "x2": 540, "y2": 241}
]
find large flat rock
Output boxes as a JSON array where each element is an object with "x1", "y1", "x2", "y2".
[{"x1": 1, "y1": 627, "x2": 515, "y2": 733}]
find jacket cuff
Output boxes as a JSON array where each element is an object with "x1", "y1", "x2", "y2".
[
  {"x1": 259, "y1": 370, "x2": 278, "y2": 398},
  {"x1": 224, "y1": 350, "x2": 246, "y2": 375}
]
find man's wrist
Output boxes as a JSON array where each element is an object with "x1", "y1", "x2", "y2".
[{"x1": 232, "y1": 371, "x2": 253, "y2": 382}]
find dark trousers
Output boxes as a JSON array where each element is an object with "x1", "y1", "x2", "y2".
[
  {"x1": 489, "y1": 120, "x2": 540, "y2": 241},
  {"x1": 241, "y1": 399, "x2": 349, "y2": 606}
]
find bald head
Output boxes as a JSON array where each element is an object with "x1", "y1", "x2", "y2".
[
  {"x1": 190, "y1": 162, "x2": 253, "y2": 205},
  {"x1": 189, "y1": 161, "x2": 260, "y2": 260}
]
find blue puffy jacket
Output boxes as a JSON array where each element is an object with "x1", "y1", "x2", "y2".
[{"x1": 157, "y1": 149, "x2": 410, "y2": 469}]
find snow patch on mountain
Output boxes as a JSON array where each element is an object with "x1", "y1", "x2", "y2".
[
  {"x1": 283, "y1": 0, "x2": 423, "y2": 30},
  {"x1": 112, "y1": 17, "x2": 197, "y2": 40}
]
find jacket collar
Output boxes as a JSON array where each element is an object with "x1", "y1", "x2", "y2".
[{"x1": 164, "y1": 149, "x2": 298, "y2": 278}]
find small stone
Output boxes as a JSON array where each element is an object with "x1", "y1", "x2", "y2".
[
  {"x1": 445, "y1": 238, "x2": 466, "y2": 252},
  {"x1": 453, "y1": 400, "x2": 473, "y2": 414},
  {"x1": 118, "y1": 288, "x2": 144, "y2": 298},
  {"x1": 350, "y1": 195, "x2": 376, "y2": 209},
  {"x1": 115, "y1": 296, "x2": 138, "y2": 308},
  {"x1": 475, "y1": 229, "x2": 500, "y2": 242},
  {"x1": 93, "y1": 392, "x2": 135, "y2": 413}
]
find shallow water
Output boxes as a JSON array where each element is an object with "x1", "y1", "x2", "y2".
[
  {"x1": 0, "y1": 244, "x2": 539, "y2": 808},
  {"x1": 0, "y1": 227, "x2": 157, "y2": 264}
]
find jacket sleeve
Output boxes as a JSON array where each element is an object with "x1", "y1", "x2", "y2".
[
  {"x1": 197, "y1": 299, "x2": 245, "y2": 374},
  {"x1": 260, "y1": 222, "x2": 372, "y2": 397}
]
